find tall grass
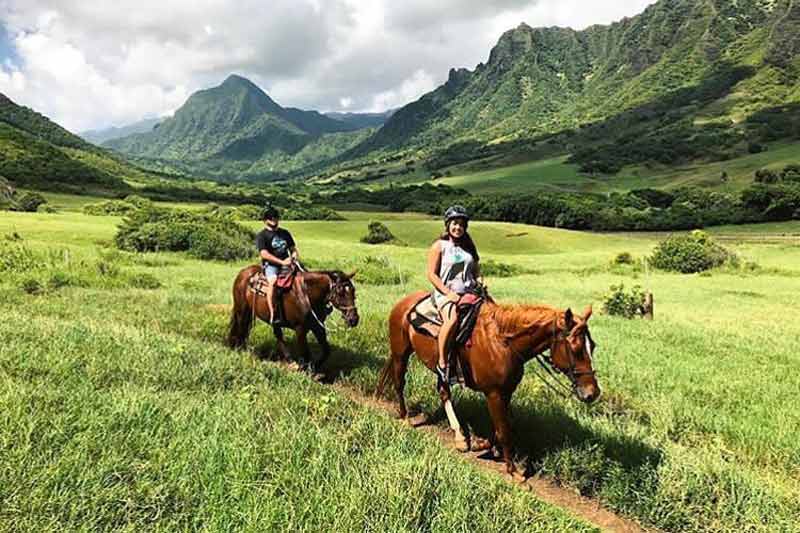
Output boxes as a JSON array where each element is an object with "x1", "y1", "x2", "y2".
[{"x1": 1, "y1": 211, "x2": 799, "y2": 531}]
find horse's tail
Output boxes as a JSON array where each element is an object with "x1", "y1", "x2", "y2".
[
  {"x1": 375, "y1": 356, "x2": 394, "y2": 399},
  {"x1": 227, "y1": 273, "x2": 253, "y2": 349}
]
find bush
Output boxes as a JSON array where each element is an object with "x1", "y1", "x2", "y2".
[
  {"x1": 20, "y1": 278, "x2": 43, "y2": 295},
  {"x1": 13, "y1": 192, "x2": 47, "y2": 212},
  {"x1": 361, "y1": 221, "x2": 396, "y2": 244},
  {"x1": 84, "y1": 200, "x2": 138, "y2": 216},
  {"x1": 650, "y1": 231, "x2": 737, "y2": 273},
  {"x1": 126, "y1": 272, "x2": 162, "y2": 289},
  {"x1": 0, "y1": 241, "x2": 36, "y2": 272},
  {"x1": 603, "y1": 284, "x2": 645, "y2": 318},
  {"x1": 613, "y1": 252, "x2": 635, "y2": 265},
  {"x1": 480, "y1": 260, "x2": 525, "y2": 278},
  {"x1": 115, "y1": 207, "x2": 254, "y2": 262}
]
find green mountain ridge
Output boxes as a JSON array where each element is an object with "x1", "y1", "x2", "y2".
[
  {"x1": 354, "y1": 0, "x2": 800, "y2": 170},
  {"x1": 0, "y1": 92, "x2": 179, "y2": 193},
  {"x1": 106, "y1": 74, "x2": 369, "y2": 180},
  {"x1": 80, "y1": 117, "x2": 162, "y2": 145}
]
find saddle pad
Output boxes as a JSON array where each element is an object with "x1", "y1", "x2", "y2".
[{"x1": 408, "y1": 295, "x2": 442, "y2": 338}]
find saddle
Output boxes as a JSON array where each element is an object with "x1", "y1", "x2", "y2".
[
  {"x1": 408, "y1": 291, "x2": 485, "y2": 386},
  {"x1": 248, "y1": 268, "x2": 310, "y2": 325}
]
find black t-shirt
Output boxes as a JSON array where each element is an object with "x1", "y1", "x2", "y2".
[{"x1": 256, "y1": 227, "x2": 295, "y2": 265}]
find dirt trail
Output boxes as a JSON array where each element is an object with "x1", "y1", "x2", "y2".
[
  {"x1": 267, "y1": 357, "x2": 658, "y2": 533},
  {"x1": 331, "y1": 382, "x2": 656, "y2": 533}
]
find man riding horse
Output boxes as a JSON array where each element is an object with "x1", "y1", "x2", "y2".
[{"x1": 256, "y1": 205, "x2": 299, "y2": 325}]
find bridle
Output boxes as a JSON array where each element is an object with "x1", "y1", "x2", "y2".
[
  {"x1": 529, "y1": 319, "x2": 597, "y2": 401},
  {"x1": 308, "y1": 273, "x2": 357, "y2": 332}
]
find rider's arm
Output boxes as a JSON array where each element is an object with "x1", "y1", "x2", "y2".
[
  {"x1": 290, "y1": 246, "x2": 299, "y2": 261},
  {"x1": 427, "y1": 242, "x2": 451, "y2": 295}
]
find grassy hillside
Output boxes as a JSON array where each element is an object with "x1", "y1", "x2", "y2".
[{"x1": 2, "y1": 210, "x2": 799, "y2": 531}]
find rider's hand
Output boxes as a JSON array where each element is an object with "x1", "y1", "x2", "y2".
[
  {"x1": 281, "y1": 257, "x2": 293, "y2": 267},
  {"x1": 446, "y1": 291, "x2": 460, "y2": 303}
]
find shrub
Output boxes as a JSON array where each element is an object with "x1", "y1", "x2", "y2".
[
  {"x1": 0, "y1": 241, "x2": 36, "y2": 272},
  {"x1": 603, "y1": 284, "x2": 645, "y2": 318},
  {"x1": 613, "y1": 252, "x2": 635, "y2": 265},
  {"x1": 126, "y1": 272, "x2": 162, "y2": 289},
  {"x1": 123, "y1": 195, "x2": 153, "y2": 209},
  {"x1": 650, "y1": 231, "x2": 737, "y2": 273},
  {"x1": 13, "y1": 192, "x2": 47, "y2": 212},
  {"x1": 754, "y1": 168, "x2": 780, "y2": 184},
  {"x1": 20, "y1": 278, "x2": 43, "y2": 295},
  {"x1": 361, "y1": 221, "x2": 396, "y2": 244},
  {"x1": 115, "y1": 207, "x2": 254, "y2": 262},
  {"x1": 480, "y1": 260, "x2": 525, "y2": 278},
  {"x1": 84, "y1": 200, "x2": 138, "y2": 216}
]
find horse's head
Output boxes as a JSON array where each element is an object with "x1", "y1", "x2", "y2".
[
  {"x1": 329, "y1": 271, "x2": 359, "y2": 327},
  {"x1": 549, "y1": 306, "x2": 600, "y2": 403}
]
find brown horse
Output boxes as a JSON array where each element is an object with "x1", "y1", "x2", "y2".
[
  {"x1": 377, "y1": 291, "x2": 600, "y2": 475},
  {"x1": 227, "y1": 265, "x2": 359, "y2": 370}
]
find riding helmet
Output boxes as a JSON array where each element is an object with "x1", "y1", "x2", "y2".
[
  {"x1": 261, "y1": 205, "x2": 280, "y2": 221},
  {"x1": 444, "y1": 205, "x2": 469, "y2": 226}
]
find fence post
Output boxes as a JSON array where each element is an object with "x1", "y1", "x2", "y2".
[{"x1": 643, "y1": 291, "x2": 654, "y2": 320}]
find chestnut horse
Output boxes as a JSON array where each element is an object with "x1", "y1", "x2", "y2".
[
  {"x1": 227, "y1": 265, "x2": 359, "y2": 370},
  {"x1": 377, "y1": 291, "x2": 600, "y2": 475}
]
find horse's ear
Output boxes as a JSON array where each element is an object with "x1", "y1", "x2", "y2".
[
  {"x1": 583, "y1": 305, "x2": 593, "y2": 321},
  {"x1": 346, "y1": 270, "x2": 357, "y2": 280},
  {"x1": 564, "y1": 308, "x2": 575, "y2": 330}
]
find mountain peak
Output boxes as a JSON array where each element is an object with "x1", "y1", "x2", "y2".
[{"x1": 220, "y1": 74, "x2": 262, "y2": 92}]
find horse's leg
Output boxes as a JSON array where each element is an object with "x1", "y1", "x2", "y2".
[
  {"x1": 273, "y1": 326, "x2": 291, "y2": 360},
  {"x1": 309, "y1": 317, "x2": 329, "y2": 372},
  {"x1": 440, "y1": 388, "x2": 469, "y2": 452},
  {"x1": 487, "y1": 390, "x2": 520, "y2": 478},
  {"x1": 295, "y1": 325, "x2": 311, "y2": 369}
]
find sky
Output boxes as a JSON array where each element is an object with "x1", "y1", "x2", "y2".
[{"x1": 0, "y1": 0, "x2": 656, "y2": 132}]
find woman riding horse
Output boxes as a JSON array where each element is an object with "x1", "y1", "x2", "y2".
[
  {"x1": 379, "y1": 292, "x2": 600, "y2": 475},
  {"x1": 428, "y1": 205, "x2": 483, "y2": 392}
]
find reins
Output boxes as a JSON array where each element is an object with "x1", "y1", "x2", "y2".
[
  {"x1": 527, "y1": 316, "x2": 596, "y2": 402},
  {"x1": 295, "y1": 262, "x2": 353, "y2": 333}
]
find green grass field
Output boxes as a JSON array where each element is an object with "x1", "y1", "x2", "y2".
[
  {"x1": 1, "y1": 210, "x2": 799, "y2": 532},
  {"x1": 392, "y1": 141, "x2": 800, "y2": 196}
]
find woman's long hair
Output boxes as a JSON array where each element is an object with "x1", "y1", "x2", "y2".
[{"x1": 438, "y1": 225, "x2": 480, "y2": 263}]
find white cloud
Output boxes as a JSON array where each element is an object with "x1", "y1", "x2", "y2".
[{"x1": 0, "y1": 0, "x2": 657, "y2": 132}]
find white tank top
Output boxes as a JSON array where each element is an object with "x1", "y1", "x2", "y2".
[{"x1": 437, "y1": 238, "x2": 477, "y2": 295}]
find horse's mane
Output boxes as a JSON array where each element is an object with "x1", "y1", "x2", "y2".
[{"x1": 483, "y1": 302, "x2": 560, "y2": 335}]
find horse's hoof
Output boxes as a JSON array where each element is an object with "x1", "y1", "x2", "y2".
[
  {"x1": 407, "y1": 413, "x2": 428, "y2": 427},
  {"x1": 286, "y1": 361, "x2": 302, "y2": 372},
  {"x1": 454, "y1": 434, "x2": 470, "y2": 453},
  {"x1": 506, "y1": 470, "x2": 526, "y2": 484},
  {"x1": 310, "y1": 371, "x2": 326, "y2": 383},
  {"x1": 469, "y1": 436, "x2": 492, "y2": 452}
]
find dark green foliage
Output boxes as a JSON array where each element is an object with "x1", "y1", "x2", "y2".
[
  {"x1": 613, "y1": 252, "x2": 635, "y2": 265},
  {"x1": 603, "y1": 284, "x2": 646, "y2": 319},
  {"x1": 650, "y1": 231, "x2": 737, "y2": 273},
  {"x1": 126, "y1": 272, "x2": 162, "y2": 289},
  {"x1": 115, "y1": 207, "x2": 254, "y2": 261},
  {"x1": 479, "y1": 260, "x2": 525, "y2": 278},
  {"x1": 12, "y1": 192, "x2": 46, "y2": 212},
  {"x1": 0, "y1": 93, "x2": 94, "y2": 150},
  {"x1": 754, "y1": 168, "x2": 780, "y2": 183},
  {"x1": 19, "y1": 278, "x2": 43, "y2": 295},
  {"x1": 361, "y1": 222, "x2": 396, "y2": 245},
  {"x1": 84, "y1": 200, "x2": 139, "y2": 216}
]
